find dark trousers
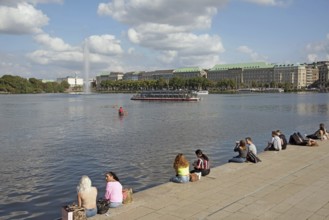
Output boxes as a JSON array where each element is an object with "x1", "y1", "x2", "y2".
[{"x1": 191, "y1": 169, "x2": 210, "y2": 176}]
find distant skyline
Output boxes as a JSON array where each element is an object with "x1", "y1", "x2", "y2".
[{"x1": 0, "y1": 0, "x2": 328, "y2": 80}]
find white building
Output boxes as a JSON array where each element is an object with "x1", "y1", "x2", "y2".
[{"x1": 57, "y1": 76, "x2": 84, "y2": 87}]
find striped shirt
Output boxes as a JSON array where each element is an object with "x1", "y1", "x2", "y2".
[{"x1": 195, "y1": 158, "x2": 210, "y2": 170}]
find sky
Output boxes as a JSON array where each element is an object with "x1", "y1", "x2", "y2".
[{"x1": 0, "y1": 0, "x2": 329, "y2": 80}]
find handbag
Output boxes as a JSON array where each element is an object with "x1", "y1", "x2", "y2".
[
  {"x1": 246, "y1": 151, "x2": 261, "y2": 163},
  {"x1": 189, "y1": 173, "x2": 199, "y2": 182},
  {"x1": 97, "y1": 199, "x2": 109, "y2": 214},
  {"x1": 62, "y1": 204, "x2": 87, "y2": 220},
  {"x1": 122, "y1": 188, "x2": 133, "y2": 204}
]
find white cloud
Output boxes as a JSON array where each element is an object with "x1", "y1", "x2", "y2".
[
  {"x1": 179, "y1": 54, "x2": 221, "y2": 68},
  {"x1": 307, "y1": 54, "x2": 317, "y2": 63},
  {"x1": 127, "y1": 28, "x2": 140, "y2": 44},
  {"x1": 98, "y1": 0, "x2": 227, "y2": 67},
  {"x1": 0, "y1": 2, "x2": 48, "y2": 34},
  {"x1": 241, "y1": 0, "x2": 293, "y2": 6},
  {"x1": 86, "y1": 35, "x2": 124, "y2": 55},
  {"x1": 157, "y1": 50, "x2": 177, "y2": 64},
  {"x1": 34, "y1": 33, "x2": 75, "y2": 51},
  {"x1": 27, "y1": 33, "x2": 125, "y2": 77},
  {"x1": 27, "y1": 50, "x2": 81, "y2": 65},
  {"x1": 127, "y1": 47, "x2": 135, "y2": 55},
  {"x1": 237, "y1": 46, "x2": 253, "y2": 54},
  {"x1": 306, "y1": 34, "x2": 329, "y2": 62},
  {"x1": 237, "y1": 45, "x2": 268, "y2": 61},
  {"x1": 97, "y1": 0, "x2": 225, "y2": 30}
]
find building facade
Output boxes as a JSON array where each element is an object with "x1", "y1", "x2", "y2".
[
  {"x1": 123, "y1": 71, "x2": 143, "y2": 81},
  {"x1": 317, "y1": 61, "x2": 329, "y2": 87},
  {"x1": 139, "y1": 69, "x2": 174, "y2": 80},
  {"x1": 95, "y1": 72, "x2": 124, "y2": 88},
  {"x1": 274, "y1": 64, "x2": 307, "y2": 89},
  {"x1": 305, "y1": 64, "x2": 319, "y2": 87},
  {"x1": 208, "y1": 62, "x2": 275, "y2": 87},
  {"x1": 207, "y1": 62, "x2": 319, "y2": 89},
  {"x1": 57, "y1": 76, "x2": 84, "y2": 87},
  {"x1": 173, "y1": 67, "x2": 207, "y2": 79}
]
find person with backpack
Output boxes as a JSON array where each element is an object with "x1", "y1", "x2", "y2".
[{"x1": 245, "y1": 137, "x2": 257, "y2": 155}]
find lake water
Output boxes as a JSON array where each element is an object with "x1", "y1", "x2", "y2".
[{"x1": 0, "y1": 92, "x2": 329, "y2": 219}]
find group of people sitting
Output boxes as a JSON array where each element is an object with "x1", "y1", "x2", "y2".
[
  {"x1": 228, "y1": 137, "x2": 258, "y2": 163},
  {"x1": 170, "y1": 149, "x2": 211, "y2": 183},
  {"x1": 76, "y1": 171, "x2": 123, "y2": 218},
  {"x1": 227, "y1": 123, "x2": 329, "y2": 163},
  {"x1": 76, "y1": 123, "x2": 329, "y2": 218}
]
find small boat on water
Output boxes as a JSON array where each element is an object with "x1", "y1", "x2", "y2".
[
  {"x1": 238, "y1": 88, "x2": 259, "y2": 93},
  {"x1": 238, "y1": 88, "x2": 284, "y2": 93},
  {"x1": 193, "y1": 90, "x2": 209, "y2": 95},
  {"x1": 131, "y1": 90, "x2": 200, "y2": 101},
  {"x1": 263, "y1": 88, "x2": 284, "y2": 93}
]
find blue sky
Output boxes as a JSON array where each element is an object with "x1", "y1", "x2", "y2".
[{"x1": 0, "y1": 0, "x2": 328, "y2": 80}]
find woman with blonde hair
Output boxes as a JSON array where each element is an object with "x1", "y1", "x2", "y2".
[
  {"x1": 170, "y1": 153, "x2": 190, "y2": 183},
  {"x1": 76, "y1": 175, "x2": 98, "y2": 218}
]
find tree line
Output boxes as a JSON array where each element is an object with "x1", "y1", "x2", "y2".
[
  {"x1": 0, "y1": 74, "x2": 302, "y2": 94},
  {"x1": 0, "y1": 75, "x2": 70, "y2": 94},
  {"x1": 97, "y1": 76, "x2": 297, "y2": 92}
]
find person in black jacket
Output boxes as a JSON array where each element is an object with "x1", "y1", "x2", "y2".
[{"x1": 276, "y1": 130, "x2": 287, "y2": 150}]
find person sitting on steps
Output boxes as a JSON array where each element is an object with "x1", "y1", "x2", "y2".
[
  {"x1": 190, "y1": 149, "x2": 210, "y2": 176},
  {"x1": 307, "y1": 123, "x2": 329, "y2": 140},
  {"x1": 264, "y1": 131, "x2": 282, "y2": 151},
  {"x1": 228, "y1": 140, "x2": 248, "y2": 163},
  {"x1": 245, "y1": 137, "x2": 257, "y2": 155}
]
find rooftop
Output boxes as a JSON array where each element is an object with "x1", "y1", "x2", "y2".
[{"x1": 210, "y1": 62, "x2": 275, "y2": 71}]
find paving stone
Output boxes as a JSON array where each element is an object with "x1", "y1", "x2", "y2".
[{"x1": 90, "y1": 142, "x2": 329, "y2": 220}]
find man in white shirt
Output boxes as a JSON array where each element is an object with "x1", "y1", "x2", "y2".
[
  {"x1": 245, "y1": 137, "x2": 257, "y2": 155},
  {"x1": 265, "y1": 131, "x2": 282, "y2": 151}
]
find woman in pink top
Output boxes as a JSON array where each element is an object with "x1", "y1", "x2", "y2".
[{"x1": 104, "y1": 171, "x2": 123, "y2": 208}]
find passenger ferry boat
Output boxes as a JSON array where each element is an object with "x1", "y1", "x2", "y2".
[
  {"x1": 193, "y1": 90, "x2": 209, "y2": 95},
  {"x1": 131, "y1": 90, "x2": 200, "y2": 101}
]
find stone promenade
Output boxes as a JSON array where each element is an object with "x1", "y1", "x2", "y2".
[{"x1": 91, "y1": 141, "x2": 329, "y2": 220}]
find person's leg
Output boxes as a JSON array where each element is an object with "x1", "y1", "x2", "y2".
[
  {"x1": 228, "y1": 157, "x2": 246, "y2": 163},
  {"x1": 201, "y1": 169, "x2": 210, "y2": 176},
  {"x1": 181, "y1": 175, "x2": 189, "y2": 183},
  {"x1": 266, "y1": 145, "x2": 277, "y2": 151},
  {"x1": 85, "y1": 208, "x2": 97, "y2": 217},
  {"x1": 109, "y1": 202, "x2": 122, "y2": 208},
  {"x1": 171, "y1": 175, "x2": 189, "y2": 183}
]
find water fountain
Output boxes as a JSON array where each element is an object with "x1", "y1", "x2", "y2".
[{"x1": 83, "y1": 40, "x2": 90, "y2": 93}]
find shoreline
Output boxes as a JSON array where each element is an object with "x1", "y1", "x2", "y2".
[{"x1": 90, "y1": 141, "x2": 329, "y2": 219}]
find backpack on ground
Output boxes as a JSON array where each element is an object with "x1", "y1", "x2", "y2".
[
  {"x1": 246, "y1": 150, "x2": 261, "y2": 163},
  {"x1": 96, "y1": 199, "x2": 109, "y2": 214},
  {"x1": 289, "y1": 133, "x2": 307, "y2": 145}
]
